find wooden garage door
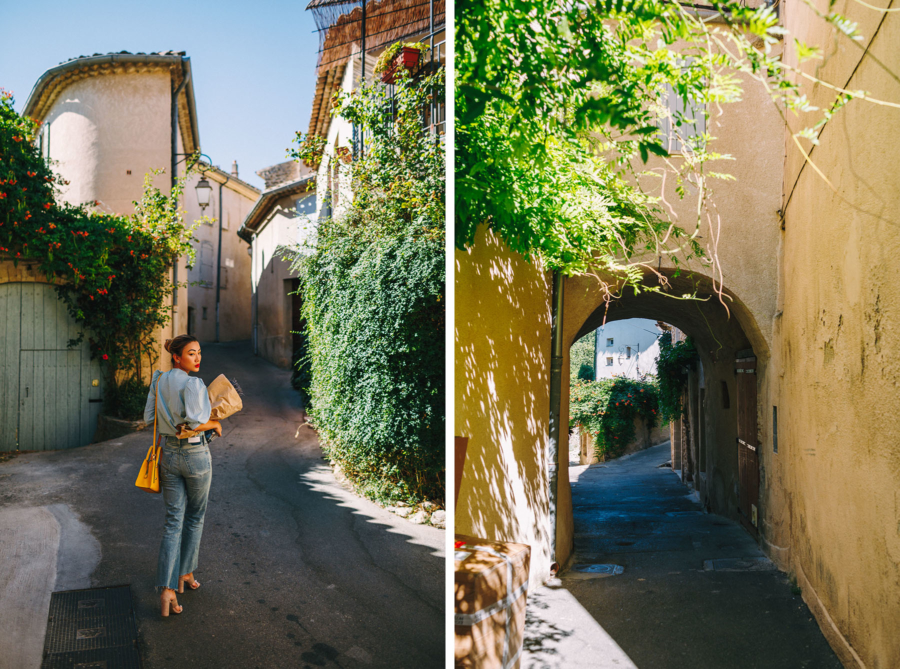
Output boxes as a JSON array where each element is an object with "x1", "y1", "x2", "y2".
[{"x1": 0, "y1": 283, "x2": 103, "y2": 451}]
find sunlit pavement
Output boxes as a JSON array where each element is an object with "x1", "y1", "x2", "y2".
[
  {"x1": 522, "y1": 443, "x2": 841, "y2": 669},
  {"x1": 0, "y1": 341, "x2": 444, "y2": 669}
]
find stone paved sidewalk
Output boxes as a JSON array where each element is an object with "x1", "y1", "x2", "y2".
[{"x1": 523, "y1": 443, "x2": 842, "y2": 669}]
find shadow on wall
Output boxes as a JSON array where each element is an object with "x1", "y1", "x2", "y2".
[{"x1": 454, "y1": 226, "x2": 556, "y2": 587}]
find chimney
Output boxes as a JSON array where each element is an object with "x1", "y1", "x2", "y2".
[{"x1": 231, "y1": 160, "x2": 239, "y2": 178}]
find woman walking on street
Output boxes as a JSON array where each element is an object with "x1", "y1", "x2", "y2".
[{"x1": 144, "y1": 335, "x2": 222, "y2": 617}]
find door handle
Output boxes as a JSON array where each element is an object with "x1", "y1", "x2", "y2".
[{"x1": 25, "y1": 387, "x2": 29, "y2": 398}]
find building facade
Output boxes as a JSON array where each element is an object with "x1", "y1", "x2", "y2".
[
  {"x1": 1, "y1": 51, "x2": 201, "y2": 451},
  {"x1": 183, "y1": 162, "x2": 259, "y2": 343},
  {"x1": 592, "y1": 319, "x2": 661, "y2": 380},
  {"x1": 238, "y1": 160, "x2": 316, "y2": 369},
  {"x1": 455, "y1": 5, "x2": 900, "y2": 667}
]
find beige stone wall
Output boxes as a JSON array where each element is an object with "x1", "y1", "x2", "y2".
[
  {"x1": 0, "y1": 260, "x2": 65, "y2": 286},
  {"x1": 183, "y1": 171, "x2": 256, "y2": 343},
  {"x1": 454, "y1": 225, "x2": 555, "y2": 589},
  {"x1": 455, "y1": 45, "x2": 785, "y2": 584},
  {"x1": 37, "y1": 67, "x2": 190, "y2": 382},
  {"x1": 42, "y1": 70, "x2": 172, "y2": 214},
  {"x1": 775, "y1": 5, "x2": 900, "y2": 667},
  {"x1": 250, "y1": 190, "x2": 315, "y2": 369}
]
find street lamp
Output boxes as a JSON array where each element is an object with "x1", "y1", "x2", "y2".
[{"x1": 195, "y1": 176, "x2": 213, "y2": 211}]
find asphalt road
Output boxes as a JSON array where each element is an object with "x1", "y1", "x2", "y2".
[
  {"x1": 0, "y1": 341, "x2": 445, "y2": 669},
  {"x1": 525, "y1": 443, "x2": 842, "y2": 669}
]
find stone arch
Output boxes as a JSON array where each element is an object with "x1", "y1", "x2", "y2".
[{"x1": 556, "y1": 268, "x2": 772, "y2": 565}]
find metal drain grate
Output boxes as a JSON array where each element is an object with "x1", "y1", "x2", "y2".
[
  {"x1": 564, "y1": 563, "x2": 625, "y2": 580},
  {"x1": 41, "y1": 586, "x2": 141, "y2": 669}
]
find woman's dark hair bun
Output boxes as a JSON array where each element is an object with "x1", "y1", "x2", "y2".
[{"x1": 164, "y1": 338, "x2": 174, "y2": 353}]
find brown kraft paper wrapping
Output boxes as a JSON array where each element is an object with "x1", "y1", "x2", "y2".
[
  {"x1": 454, "y1": 535, "x2": 531, "y2": 669},
  {"x1": 176, "y1": 374, "x2": 243, "y2": 438}
]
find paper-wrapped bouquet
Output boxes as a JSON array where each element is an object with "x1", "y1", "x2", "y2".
[{"x1": 176, "y1": 374, "x2": 243, "y2": 440}]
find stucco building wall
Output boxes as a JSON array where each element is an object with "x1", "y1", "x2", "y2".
[
  {"x1": 35, "y1": 64, "x2": 192, "y2": 380},
  {"x1": 249, "y1": 190, "x2": 316, "y2": 369},
  {"x1": 183, "y1": 169, "x2": 257, "y2": 343},
  {"x1": 454, "y1": 226, "x2": 555, "y2": 589},
  {"x1": 776, "y1": 6, "x2": 900, "y2": 667}
]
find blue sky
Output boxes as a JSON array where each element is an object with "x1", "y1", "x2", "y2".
[{"x1": 0, "y1": 0, "x2": 321, "y2": 190}]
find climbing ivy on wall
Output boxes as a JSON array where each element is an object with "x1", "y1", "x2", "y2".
[
  {"x1": 0, "y1": 89, "x2": 196, "y2": 416},
  {"x1": 457, "y1": 0, "x2": 878, "y2": 291},
  {"x1": 570, "y1": 377, "x2": 659, "y2": 461},
  {"x1": 655, "y1": 332, "x2": 699, "y2": 424},
  {"x1": 286, "y1": 66, "x2": 445, "y2": 505}
]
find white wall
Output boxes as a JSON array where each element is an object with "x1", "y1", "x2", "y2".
[{"x1": 593, "y1": 318, "x2": 662, "y2": 379}]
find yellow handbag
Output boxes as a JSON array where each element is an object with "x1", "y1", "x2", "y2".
[{"x1": 135, "y1": 378, "x2": 163, "y2": 494}]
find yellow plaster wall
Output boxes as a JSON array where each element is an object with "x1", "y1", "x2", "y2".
[
  {"x1": 778, "y1": 5, "x2": 900, "y2": 667},
  {"x1": 454, "y1": 225, "x2": 557, "y2": 587}
]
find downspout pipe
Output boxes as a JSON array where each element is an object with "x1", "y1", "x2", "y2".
[
  {"x1": 548, "y1": 271, "x2": 565, "y2": 574},
  {"x1": 215, "y1": 175, "x2": 228, "y2": 342}
]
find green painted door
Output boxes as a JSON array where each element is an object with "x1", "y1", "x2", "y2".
[{"x1": 0, "y1": 283, "x2": 102, "y2": 451}]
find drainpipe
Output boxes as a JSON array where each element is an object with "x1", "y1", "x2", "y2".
[
  {"x1": 215, "y1": 175, "x2": 228, "y2": 342},
  {"x1": 548, "y1": 271, "x2": 565, "y2": 574},
  {"x1": 170, "y1": 64, "x2": 191, "y2": 310},
  {"x1": 252, "y1": 238, "x2": 259, "y2": 355}
]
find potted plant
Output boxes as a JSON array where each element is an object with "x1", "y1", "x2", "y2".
[{"x1": 375, "y1": 42, "x2": 428, "y2": 84}]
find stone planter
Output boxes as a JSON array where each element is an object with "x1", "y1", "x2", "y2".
[{"x1": 93, "y1": 415, "x2": 148, "y2": 443}]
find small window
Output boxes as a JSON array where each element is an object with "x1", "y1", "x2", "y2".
[
  {"x1": 202, "y1": 307, "x2": 208, "y2": 320},
  {"x1": 658, "y1": 80, "x2": 706, "y2": 153},
  {"x1": 626, "y1": 346, "x2": 631, "y2": 359},
  {"x1": 606, "y1": 357, "x2": 613, "y2": 366},
  {"x1": 607, "y1": 338, "x2": 614, "y2": 347}
]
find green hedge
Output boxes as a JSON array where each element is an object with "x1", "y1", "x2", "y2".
[
  {"x1": 570, "y1": 377, "x2": 659, "y2": 460},
  {"x1": 288, "y1": 66, "x2": 445, "y2": 504}
]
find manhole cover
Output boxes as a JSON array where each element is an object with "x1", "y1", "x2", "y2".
[
  {"x1": 703, "y1": 557, "x2": 776, "y2": 572},
  {"x1": 41, "y1": 586, "x2": 141, "y2": 669},
  {"x1": 565, "y1": 564, "x2": 625, "y2": 580}
]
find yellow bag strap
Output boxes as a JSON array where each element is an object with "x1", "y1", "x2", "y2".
[{"x1": 153, "y1": 373, "x2": 160, "y2": 453}]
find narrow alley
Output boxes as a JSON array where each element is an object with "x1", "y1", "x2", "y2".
[
  {"x1": 0, "y1": 342, "x2": 444, "y2": 669},
  {"x1": 523, "y1": 443, "x2": 843, "y2": 669}
]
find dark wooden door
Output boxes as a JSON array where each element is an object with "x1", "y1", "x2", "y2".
[{"x1": 735, "y1": 356, "x2": 759, "y2": 530}]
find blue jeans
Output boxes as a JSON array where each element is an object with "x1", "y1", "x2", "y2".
[{"x1": 157, "y1": 435, "x2": 212, "y2": 591}]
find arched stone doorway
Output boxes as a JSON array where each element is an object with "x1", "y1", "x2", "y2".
[{"x1": 557, "y1": 269, "x2": 772, "y2": 561}]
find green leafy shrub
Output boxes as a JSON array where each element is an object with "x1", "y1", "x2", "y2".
[
  {"x1": 106, "y1": 377, "x2": 151, "y2": 421},
  {"x1": 286, "y1": 66, "x2": 444, "y2": 504},
  {"x1": 290, "y1": 328, "x2": 313, "y2": 410},
  {"x1": 655, "y1": 332, "x2": 699, "y2": 423},
  {"x1": 577, "y1": 363, "x2": 594, "y2": 382},
  {"x1": 570, "y1": 377, "x2": 659, "y2": 460},
  {"x1": 1, "y1": 89, "x2": 196, "y2": 401},
  {"x1": 570, "y1": 333, "x2": 595, "y2": 381}
]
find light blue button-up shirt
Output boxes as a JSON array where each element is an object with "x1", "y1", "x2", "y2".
[{"x1": 143, "y1": 368, "x2": 212, "y2": 436}]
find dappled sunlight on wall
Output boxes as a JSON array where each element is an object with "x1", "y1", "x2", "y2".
[{"x1": 455, "y1": 225, "x2": 555, "y2": 587}]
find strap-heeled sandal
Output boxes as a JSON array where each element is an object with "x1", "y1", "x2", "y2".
[
  {"x1": 160, "y1": 589, "x2": 183, "y2": 617},
  {"x1": 178, "y1": 573, "x2": 201, "y2": 593}
]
